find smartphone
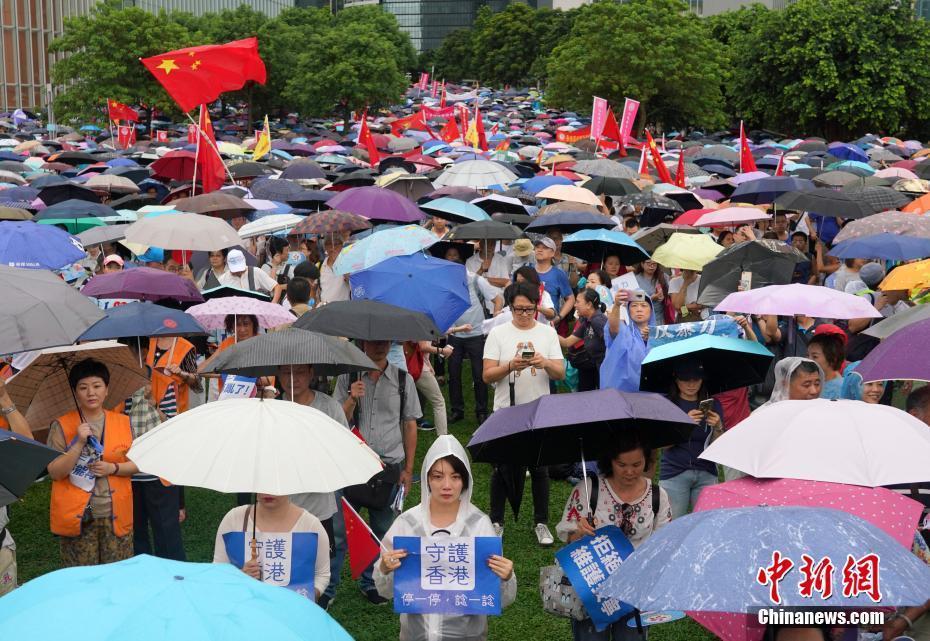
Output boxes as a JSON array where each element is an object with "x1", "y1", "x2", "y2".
[
  {"x1": 521, "y1": 343, "x2": 535, "y2": 359},
  {"x1": 698, "y1": 399, "x2": 714, "y2": 416},
  {"x1": 738, "y1": 271, "x2": 752, "y2": 292}
]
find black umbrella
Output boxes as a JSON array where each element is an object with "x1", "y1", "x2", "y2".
[
  {"x1": 525, "y1": 211, "x2": 615, "y2": 234},
  {"x1": 696, "y1": 239, "x2": 808, "y2": 308},
  {"x1": 0, "y1": 430, "x2": 60, "y2": 507},
  {"x1": 580, "y1": 176, "x2": 641, "y2": 197},
  {"x1": 228, "y1": 161, "x2": 273, "y2": 179},
  {"x1": 490, "y1": 212, "x2": 532, "y2": 228},
  {"x1": 108, "y1": 194, "x2": 157, "y2": 211},
  {"x1": 447, "y1": 220, "x2": 522, "y2": 241},
  {"x1": 34, "y1": 199, "x2": 117, "y2": 221},
  {"x1": 200, "y1": 285, "x2": 270, "y2": 301},
  {"x1": 840, "y1": 185, "x2": 913, "y2": 212},
  {"x1": 292, "y1": 300, "x2": 440, "y2": 341},
  {"x1": 37, "y1": 183, "x2": 101, "y2": 206},
  {"x1": 629, "y1": 224, "x2": 702, "y2": 254},
  {"x1": 428, "y1": 240, "x2": 475, "y2": 261},
  {"x1": 470, "y1": 195, "x2": 532, "y2": 217},
  {"x1": 774, "y1": 188, "x2": 875, "y2": 219},
  {"x1": 249, "y1": 177, "x2": 304, "y2": 201},
  {"x1": 200, "y1": 327, "x2": 376, "y2": 378}
]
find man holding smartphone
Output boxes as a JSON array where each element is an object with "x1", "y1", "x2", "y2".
[{"x1": 483, "y1": 282, "x2": 565, "y2": 546}]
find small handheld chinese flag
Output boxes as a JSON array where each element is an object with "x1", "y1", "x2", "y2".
[
  {"x1": 774, "y1": 153, "x2": 786, "y2": 177},
  {"x1": 739, "y1": 120, "x2": 757, "y2": 173},
  {"x1": 342, "y1": 498, "x2": 382, "y2": 579},
  {"x1": 644, "y1": 130, "x2": 674, "y2": 184},
  {"x1": 675, "y1": 152, "x2": 686, "y2": 188},
  {"x1": 195, "y1": 106, "x2": 226, "y2": 194},
  {"x1": 252, "y1": 115, "x2": 271, "y2": 161},
  {"x1": 358, "y1": 113, "x2": 381, "y2": 167},
  {"x1": 107, "y1": 99, "x2": 138, "y2": 123},
  {"x1": 439, "y1": 117, "x2": 460, "y2": 144},
  {"x1": 141, "y1": 37, "x2": 266, "y2": 113}
]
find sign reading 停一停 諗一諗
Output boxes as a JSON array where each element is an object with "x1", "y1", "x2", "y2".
[
  {"x1": 556, "y1": 525, "x2": 635, "y2": 632},
  {"x1": 393, "y1": 536, "x2": 502, "y2": 616}
]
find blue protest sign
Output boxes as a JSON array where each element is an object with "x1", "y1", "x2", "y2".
[
  {"x1": 393, "y1": 536, "x2": 502, "y2": 615},
  {"x1": 555, "y1": 525, "x2": 635, "y2": 632},
  {"x1": 648, "y1": 314, "x2": 740, "y2": 348},
  {"x1": 223, "y1": 531, "x2": 317, "y2": 600}
]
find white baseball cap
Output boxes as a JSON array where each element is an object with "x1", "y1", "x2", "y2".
[{"x1": 226, "y1": 249, "x2": 247, "y2": 272}]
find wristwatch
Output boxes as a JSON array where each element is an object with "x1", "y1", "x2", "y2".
[{"x1": 0, "y1": 405, "x2": 16, "y2": 416}]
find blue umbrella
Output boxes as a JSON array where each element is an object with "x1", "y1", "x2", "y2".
[
  {"x1": 560, "y1": 228, "x2": 649, "y2": 265},
  {"x1": 349, "y1": 253, "x2": 470, "y2": 332},
  {"x1": 0, "y1": 221, "x2": 85, "y2": 269},
  {"x1": 829, "y1": 233, "x2": 930, "y2": 260},
  {"x1": 729, "y1": 176, "x2": 815, "y2": 205},
  {"x1": 596, "y1": 506, "x2": 930, "y2": 612},
  {"x1": 827, "y1": 142, "x2": 869, "y2": 164},
  {"x1": 79, "y1": 301, "x2": 206, "y2": 341},
  {"x1": 0, "y1": 555, "x2": 354, "y2": 641},
  {"x1": 640, "y1": 334, "x2": 774, "y2": 394},
  {"x1": 522, "y1": 175, "x2": 573, "y2": 194},
  {"x1": 420, "y1": 197, "x2": 491, "y2": 224},
  {"x1": 333, "y1": 225, "x2": 438, "y2": 275}
]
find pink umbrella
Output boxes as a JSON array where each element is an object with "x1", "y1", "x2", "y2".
[
  {"x1": 875, "y1": 167, "x2": 918, "y2": 180},
  {"x1": 693, "y1": 207, "x2": 771, "y2": 227},
  {"x1": 715, "y1": 283, "x2": 882, "y2": 319},
  {"x1": 689, "y1": 478, "x2": 922, "y2": 641},
  {"x1": 186, "y1": 296, "x2": 294, "y2": 331},
  {"x1": 729, "y1": 171, "x2": 770, "y2": 185}
]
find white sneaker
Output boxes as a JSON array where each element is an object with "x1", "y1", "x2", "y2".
[
  {"x1": 535, "y1": 523, "x2": 554, "y2": 546},
  {"x1": 492, "y1": 522, "x2": 504, "y2": 538}
]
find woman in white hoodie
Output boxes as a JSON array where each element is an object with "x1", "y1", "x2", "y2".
[{"x1": 374, "y1": 435, "x2": 517, "y2": 641}]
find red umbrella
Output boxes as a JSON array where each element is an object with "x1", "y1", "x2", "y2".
[
  {"x1": 150, "y1": 150, "x2": 196, "y2": 181},
  {"x1": 673, "y1": 208, "x2": 715, "y2": 226}
]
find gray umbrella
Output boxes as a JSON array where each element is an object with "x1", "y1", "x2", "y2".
[
  {"x1": 572, "y1": 159, "x2": 639, "y2": 179},
  {"x1": 200, "y1": 327, "x2": 377, "y2": 378},
  {"x1": 839, "y1": 185, "x2": 912, "y2": 212},
  {"x1": 863, "y1": 302, "x2": 930, "y2": 340},
  {"x1": 0, "y1": 265, "x2": 104, "y2": 355},
  {"x1": 697, "y1": 239, "x2": 807, "y2": 308},
  {"x1": 77, "y1": 223, "x2": 132, "y2": 246},
  {"x1": 630, "y1": 224, "x2": 702, "y2": 254}
]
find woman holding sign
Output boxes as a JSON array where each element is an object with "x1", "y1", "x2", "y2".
[
  {"x1": 374, "y1": 435, "x2": 516, "y2": 641},
  {"x1": 556, "y1": 432, "x2": 672, "y2": 640}
]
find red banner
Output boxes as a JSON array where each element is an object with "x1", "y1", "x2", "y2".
[
  {"x1": 117, "y1": 125, "x2": 135, "y2": 149},
  {"x1": 187, "y1": 124, "x2": 197, "y2": 144},
  {"x1": 155, "y1": 130, "x2": 169, "y2": 143},
  {"x1": 556, "y1": 126, "x2": 592, "y2": 144}
]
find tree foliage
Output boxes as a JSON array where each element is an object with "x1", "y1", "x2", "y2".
[
  {"x1": 713, "y1": 0, "x2": 930, "y2": 138},
  {"x1": 545, "y1": 0, "x2": 727, "y2": 130},
  {"x1": 432, "y1": 28, "x2": 478, "y2": 82}
]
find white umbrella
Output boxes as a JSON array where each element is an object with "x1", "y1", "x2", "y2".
[
  {"x1": 237, "y1": 214, "x2": 305, "y2": 240},
  {"x1": 128, "y1": 398, "x2": 383, "y2": 494},
  {"x1": 432, "y1": 159, "x2": 517, "y2": 189},
  {"x1": 699, "y1": 399, "x2": 930, "y2": 486},
  {"x1": 85, "y1": 175, "x2": 141, "y2": 194},
  {"x1": 124, "y1": 212, "x2": 241, "y2": 251}
]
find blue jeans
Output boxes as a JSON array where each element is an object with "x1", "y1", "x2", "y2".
[
  {"x1": 660, "y1": 469, "x2": 718, "y2": 519},
  {"x1": 355, "y1": 486, "x2": 399, "y2": 593},
  {"x1": 323, "y1": 490, "x2": 346, "y2": 601},
  {"x1": 572, "y1": 617, "x2": 647, "y2": 641}
]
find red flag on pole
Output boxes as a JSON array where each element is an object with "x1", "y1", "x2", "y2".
[
  {"x1": 107, "y1": 99, "x2": 139, "y2": 123},
  {"x1": 600, "y1": 107, "x2": 626, "y2": 156},
  {"x1": 358, "y1": 112, "x2": 380, "y2": 167},
  {"x1": 141, "y1": 38, "x2": 266, "y2": 113},
  {"x1": 195, "y1": 105, "x2": 226, "y2": 194},
  {"x1": 774, "y1": 153, "x2": 785, "y2": 177},
  {"x1": 637, "y1": 144, "x2": 648, "y2": 176},
  {"x1": 341, "y1": 498, "x2": 382, "y2": 579},
  {"x1": 739, "y1": 120, "x2": 757, "y2": 173},
  {"x1": 439, "y1": 118, "x2": 460, "y2": 143},
  {"x1": 474, "y1": 103, "x2": 488, "y2": 152},
  {"x1": 644, "y1": 130, "x2": 674, "y2": 184},
  {"x1": 675, "y1": 153, "x2": 686, "y2": 188},
  {"x1": 440, "y1": 81, "x2": 447, "y2": 107}
]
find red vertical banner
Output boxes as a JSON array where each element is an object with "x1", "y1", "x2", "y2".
[
  {"x1": 187, "y1": 124, "x2": 198, "y2": 144},
  {"x1": 117, "y1": 125, "x2": 134, "y2": 149},
  {"x1": 618, "y1": 98, "x2": 640, "y2": 147},
  {"x1": 156, "y1": 130, "x2": 169, "y2": 143},
  {"x1": 590, "y1": 96, "x2": 608, "y2": 140},
  {"x1": 418, "y1": 72, "x2": 429, "y2": 90},
  {"x1": 430, "y1": 79, "x2": 438, "y2": 97}
]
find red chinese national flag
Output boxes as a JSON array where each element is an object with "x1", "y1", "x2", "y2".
[
  {"x1": 675, "y1": 152, "x2": 686, "y2": 188},
  {"x1": 600, "y1": 107, "x2": 626, "y2": 156},
  {"x1": 107, "y1": 99, "x2": 139, "y2": 123},
  {"x1": 195, "y1": 106, "x2": 226, "y2": 194},
  {"x1": 774, "y1": 153, "x2": 786, "y2": 177},
  {"x1": 141, "y1": 37, "x2": 266, "y2": 113},
  {"x1": 739, "y1": 120, "x2": 757, "y2": 173},
  {"x1": 474, "y1": 103, "x2": 488, "y2": 152},
  {"x1": 341, "y1": 498, "x2": 381, "y2": 579},
  {"x1": 644, "y1": 130, "x2": 674, "y2": 184},
  {"x1": 439, "y1": 117, "x2": 460, "y2": 144},
  {"x1": 358, "y1": 114, "x2": 381, "y2": 167}
]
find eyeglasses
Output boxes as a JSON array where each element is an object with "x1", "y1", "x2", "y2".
[{"x1": 511, "y1": 306, "x2": 536, "y2": 316}]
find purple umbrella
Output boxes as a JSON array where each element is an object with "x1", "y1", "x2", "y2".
[
  {"x1": 327, "y1": 186, "x2": 425, "y2": 224},
  {"x1": 80, "y1": 267, "x2": 204, "y2": 303},
  {"x1": 855, "y1": 317, "x2": 930, "y2": 383},
  {"x1": 466, "y1": 388, "x2": 694, "y2": 466},
  {"x1": 715, "y1": 284, "x2": 881, "y2": 320}
]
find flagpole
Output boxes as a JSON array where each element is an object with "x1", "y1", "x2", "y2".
[
  {"x1": 191, "y1": 108, "x2": 201, "y2": 197},
  {"x1": 341, "y1": 497, "x2": 390, "y2": 553},
  {"x1": 185, "y1": 111, "x2": 237, "y2": 187}
]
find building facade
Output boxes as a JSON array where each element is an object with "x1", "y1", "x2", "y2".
[{"x1": 0, "y1": 0, "x2": 292, "y2": 113}]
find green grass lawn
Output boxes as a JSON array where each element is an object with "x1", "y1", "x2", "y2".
[{"x1": 9, "y1": 362, "x2": 717, "y2": 641}]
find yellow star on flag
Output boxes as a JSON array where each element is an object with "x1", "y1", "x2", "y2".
[
  {"x1": 191, "y1": 60, "x2": 202, "y2": 70},
  {"x1": 156, "y1": 59, "x2": 179, "y2": 75}
]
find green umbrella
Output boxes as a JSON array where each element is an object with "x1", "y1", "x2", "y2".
[{"x1": 36, "y1": 217, "x2": 106, "y2": 234}]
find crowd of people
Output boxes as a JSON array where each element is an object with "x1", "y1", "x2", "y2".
[{"x1": 1, "y1": 88, "x2": 930, "y2": 641}]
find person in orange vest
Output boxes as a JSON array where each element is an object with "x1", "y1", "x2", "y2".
[
  {"x1": 146, "y1": 336, "x2": 202, "y2": 418},
  {"x1": 46, "y1": 359, "x2": 138, "y2": 567}
]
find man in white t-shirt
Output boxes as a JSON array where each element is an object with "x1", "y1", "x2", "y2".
[
  {"x1": 218, "y1": 249, "x2": 283, "y2": 303},
  {"x1": 482, "y1": 281, "x2": 565, "y2": 547},
  {"x1": 466, "y1": 240, "x2": 510, "y2": 288},
  {"x1": 320, "y1": 234, "x2": 350, "y2": 304},
  {"x1": 668, "y1": 268, "x2": 707, "y2": 322}
]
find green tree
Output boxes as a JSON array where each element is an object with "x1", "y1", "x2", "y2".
[
  {"x1": 472, "y1": 4, "x2": 541, "y2": 85},
  {"x1": 48, "y1": 0, "x2": 193, "y2": 122},
  {"x1": 283, "y1": 22, "x2": 408, "y2": 124},
  {"x1": 718, "y1": 0, "x2": 930, "y2": 137},
  {"x1": 546, "y1": 0, "x2": 726, "y2": 130},
  {"x1": 432, "y1": 28, "x2": 477, "y2": 82},
  {"x1": 333, "y1": 5, "x2": 417, "y2": 74}
]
